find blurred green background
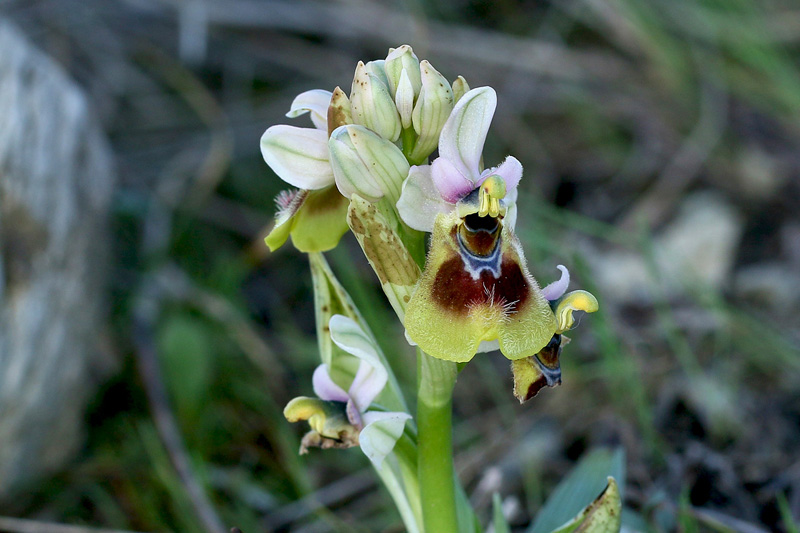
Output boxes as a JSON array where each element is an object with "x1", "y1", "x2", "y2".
[{"x1": 3, "y1": 0, "x2": 800, "y2": 531}]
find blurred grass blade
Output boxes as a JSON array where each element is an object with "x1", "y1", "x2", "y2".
[
  {"x1": 493, "y1": 493, "x2": 511, "y2": 533},
  {"x1": 529, "y1": 448, "x2": 625, "y2": 533}
]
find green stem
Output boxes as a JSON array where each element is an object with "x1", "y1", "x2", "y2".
[
  {"x1": 417, "y1": 349, "x2": 458, "y2": 532},
  {"x1": 401, "y1": 126, "x2": 418, "y2": 162}
]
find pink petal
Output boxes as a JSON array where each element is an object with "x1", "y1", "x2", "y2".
[
  {"x1": 312, "y1": 365, "x2": 349, "y2": 403},
  {"x1": 479, "y1": 155, "x2": 522, "y2": 192},
  {"x1": 541, "y1": 265, "x2": 570, "y2": 301},
  {"x1": 431, "y1": 157, "x2": 474, "y2": 203}
]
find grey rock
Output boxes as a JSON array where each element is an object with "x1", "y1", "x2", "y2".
[
  {"x1": 590, "y1": 191, "x2": 743, "y2": 303},
  {"x1": 0, "y1": 19, "x2": 116, "y2": 498}
]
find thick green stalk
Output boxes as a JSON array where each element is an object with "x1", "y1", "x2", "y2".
[{"x1": 417, "y1": 349, "x2": 458, "y2": 532}]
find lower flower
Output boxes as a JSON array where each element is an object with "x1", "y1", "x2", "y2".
[{"x1": 283, "y1": 315, "x2": 411, "y2": 469}]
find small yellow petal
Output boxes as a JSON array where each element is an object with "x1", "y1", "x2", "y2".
[
  {"x1": 555, "y1": 290, "x2": 599, "y2": 333},
  {"x1": 284, "y1": 397, "x2": 328, "y2": 423}
]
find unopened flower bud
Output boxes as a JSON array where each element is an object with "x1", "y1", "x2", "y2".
[
  {"x1": 452, "y1": 75, "x2": 470, "y2": 104},
  {"x1": 409, "y1": 61, "x2": 454, "y2": 162},
  {"x1": 350, "y1": 61, "x2": 402, "y2": 142},
  {"x1": 395, "y1": 69, "x2": 415, "y2": 130},
  {"x1": 364, "y1": 59, "x2": 390, "y2": 89},
  {"x1": 384, "y1": 44, "x2": 421, "y2": 98},
  {"x1": 328, "y1": 125, "x2": 410, "y2": 202}
]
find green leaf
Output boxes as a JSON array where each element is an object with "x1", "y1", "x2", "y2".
[
  {"x1": 493, "y1": 493, "x2": 512, "y2": 533},
  {"x1": 529, "y1": 448, "x2": 625, "y2": 533},
  {"x1": 157, "y1": 313, "x2": 214, "y2": 422},
  {"x1": 549, "y1": 477, "x2": 621, "y2": 533}
]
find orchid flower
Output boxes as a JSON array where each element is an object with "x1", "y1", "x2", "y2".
[
  {"x1": 284, "y1": 315, "x2": 411, "y2": 469},
  {"x1": 401, "y1": 88, "x2": 599, "y2": 367},
  {"x1": 396, "y1": 87, "x2": 520, "y2": 234},
  {"x1": 261, "y1": 89, "x2": 350, "y2": 252}
]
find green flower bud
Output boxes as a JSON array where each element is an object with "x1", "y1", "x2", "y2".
[
  {"x1": 364, "y1": 59, "x2": 390, "y2": 90},
  {"x1": 350, "y1": 61, "x2": 402, "y2": 142},
  {"x1": 452, "y1": 75, "x2": 470, "y2": 104},
  {"x1": 409, "y1": 61, "x2": 454, "y2": 163},
  {"x1": 395, "y1": 68, "x2": 415, "y2": 130},
  {"x1": 384, "y1": 44, "x2": 421, "y2": 98},
  {"x1": 328, "y1": 125, "x2": 410, "y2": 203}
]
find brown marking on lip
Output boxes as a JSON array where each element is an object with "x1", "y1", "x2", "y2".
[
  {"x1": 525, "y1": 375, "x2": 549, "y2": 402},
  {"x1": 431, "y1": 256, "x2": 530, "y2": 314}
]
